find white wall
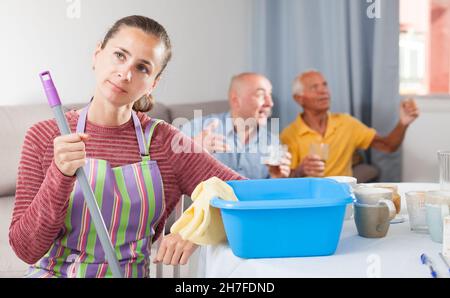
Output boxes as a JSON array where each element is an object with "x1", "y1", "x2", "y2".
[
  {"x1": 402, "y1": 97, "x2": 450, "y2": 182},
  {"x1": 0, "y1": 0, "x2": 254, "y2": 106}
]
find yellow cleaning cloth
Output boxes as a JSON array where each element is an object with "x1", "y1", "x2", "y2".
[{"x1": 170, "y1": 177, "x2": 238, "y2": 245}]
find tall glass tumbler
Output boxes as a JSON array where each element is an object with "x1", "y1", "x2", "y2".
[
  {"x1": 405, "y1": 191, "x2": 428, "y2": 233},
  {"x1": 438, "y1": 150, "x2": 450, "y2": 191}
]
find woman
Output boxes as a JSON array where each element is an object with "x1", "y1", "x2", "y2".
[{"x1": 9, "y1": 15, "x2": 243, "y2": 278}]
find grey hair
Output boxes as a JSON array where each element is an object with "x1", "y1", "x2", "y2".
[
  {"x1": 291, "y1": 69, "x2": 321, "y2": 97},
  {"x1": 291, "y1": 76, "x2": 304, "y2": 97}
]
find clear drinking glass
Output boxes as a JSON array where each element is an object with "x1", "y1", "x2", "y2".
[
  {"x1": 309, "y1": 143, "x2": 329, "y2": 162},
  {"x1": 261, "y1": 144, "x2": 288, "y2": 166},
  {"x1": 438, "y1": 150, "x2": 450, "y2": 191},
  {"x1": 405, "y1": 191, "x2": 428, "y2": 233}
]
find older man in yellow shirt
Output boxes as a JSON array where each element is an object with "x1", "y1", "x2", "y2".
[{"x1": 281, "y1": 70, "x2": 420, "y2": 178}]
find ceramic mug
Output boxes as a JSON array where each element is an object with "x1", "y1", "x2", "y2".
[
  {"x1": 354, "y1": 187, "x2": 394, "y2": 206},
  {"x1": 360, "y1": 183, "x2": 401, "y2": 214},
  {"x1": 354, "y1": 200, "x2": 397, "y2": 238}
]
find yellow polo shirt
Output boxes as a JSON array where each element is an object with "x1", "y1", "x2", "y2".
[{"x1": 280, "y1": 113, "x2": 376, "y2": 177}]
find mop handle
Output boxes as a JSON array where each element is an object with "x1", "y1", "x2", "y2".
[{"x1": 39, "y1": 71, "x2": 123, "y2": 278}]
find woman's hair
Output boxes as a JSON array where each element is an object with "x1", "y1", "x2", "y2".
[{"x1": 101, "y1": 15, "x2": 172, "y2": 113}]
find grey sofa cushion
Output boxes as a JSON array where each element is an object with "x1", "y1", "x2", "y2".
[
  {"x1": 0, "y1": 105, "x2": 54, "y2": 197},
  {"x1": 169, "y1": 100, "x2": 229, "y2": 122},
  {"x1": 63, "y1": 102, "x2": 88, "y2": 111},
  {"x1": 0, "y1": 195, "x2": 28, "y2": 277},
  {"x1": 147, "y1": 102, "x2": 171, "y2": 123}
]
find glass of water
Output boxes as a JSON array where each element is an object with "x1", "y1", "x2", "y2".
[{"x1": 261, "y1": 144, "x2": 288, "y2": 166}]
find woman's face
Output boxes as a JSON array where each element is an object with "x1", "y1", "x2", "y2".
[{"x1": 93, "y1": 26, "x2": 167, "y2": 107}]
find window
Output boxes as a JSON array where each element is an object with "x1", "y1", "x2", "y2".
[{"x1": 400, "y1": 0, "x2": 450, "y2": 95}]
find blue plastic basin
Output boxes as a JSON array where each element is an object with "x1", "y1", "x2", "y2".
[{"x1": 210, "y1": 178, "x2": 353, "y2": 259}]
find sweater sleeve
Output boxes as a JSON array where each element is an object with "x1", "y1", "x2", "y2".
[
  {"x1": 9, "y1": 125, "x2": 76, "y2": 264},
  {"x1": 158, "y1": 122, "x2": 245, "y2": 196}
]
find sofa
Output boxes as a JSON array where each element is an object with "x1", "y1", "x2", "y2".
[{"x1": 0, "y1": 100, "x2": 378, "y2": 277}]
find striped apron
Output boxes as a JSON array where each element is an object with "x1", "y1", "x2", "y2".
[{"x1": 25, "y1": 106, "x2": 165, "y2": 278}]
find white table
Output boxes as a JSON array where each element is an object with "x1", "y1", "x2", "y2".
[{"x1": 191, "y1": 183, "x2": 450, "y2": 278}]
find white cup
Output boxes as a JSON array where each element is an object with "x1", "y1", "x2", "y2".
[
  {"x1": 326, "y1": 176, "x2": 357, "y2": 188},
  {"x1": 354, "y1": 187, "x2": 397, "y2": 220},
  {"x1": 327, "y1": 176, "x2": 357, "y2": 220}
]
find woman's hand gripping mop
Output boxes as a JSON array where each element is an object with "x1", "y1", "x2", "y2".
[
  {"x1": 171, "y1": 177, "x2": 238, "y2": 245},
  {"x1": 39, "y1": 71, "x2": 123, "y2": 278}
]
